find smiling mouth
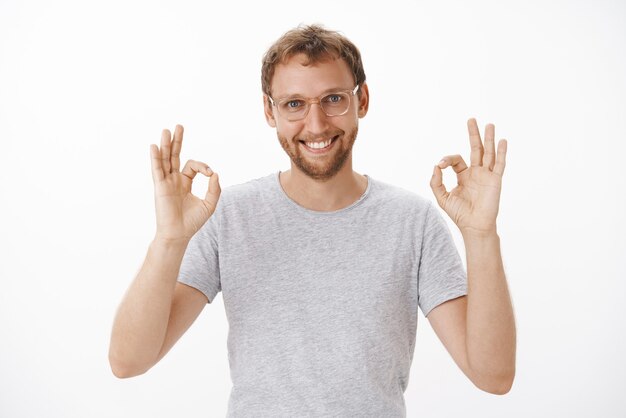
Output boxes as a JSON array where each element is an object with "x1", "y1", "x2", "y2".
[{"x1": 299, "y1": 135, "x2": 339, "y2": 152}]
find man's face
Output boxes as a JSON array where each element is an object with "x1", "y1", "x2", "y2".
[{"x1": 264, "y1": 54, "x2": 368, "y2": 181}]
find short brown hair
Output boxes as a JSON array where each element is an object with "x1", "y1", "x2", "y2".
[{"x1": 261, "y1": 24, "x2": 366, "y2": 98}]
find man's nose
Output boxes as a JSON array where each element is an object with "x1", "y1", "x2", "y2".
[{"x1": 303, "y1": 102, "x2": 330, "y2": 135}]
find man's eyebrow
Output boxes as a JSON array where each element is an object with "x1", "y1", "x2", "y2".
[{"x1": 274, "y1": 86, "x2": 353, "y2": 99}]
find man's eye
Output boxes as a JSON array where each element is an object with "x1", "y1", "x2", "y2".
[
  {"x1": 324, "y1": 94, "x2": 342, "y2": 104},
  {"x1": 286, "y1": 100, "x2": 303, "y2": 109}
]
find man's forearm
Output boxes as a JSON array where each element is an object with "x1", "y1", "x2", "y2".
[
  {"x1": 463, "y1": 230, "x2": 516, "y2": 392},
  {"x1": 108, "y1": 238, "x2": 189, "y2": 377}
]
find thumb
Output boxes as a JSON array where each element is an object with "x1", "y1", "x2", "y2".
[
  {"x1": 429, "y1": 165, "x2": 448, "y2": 208},
  {"x1": 204, "y1": 172, "x2": 221, "y2": 213}
]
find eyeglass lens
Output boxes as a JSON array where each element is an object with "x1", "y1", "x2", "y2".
[{"x1": 278, "y1": 92, "x2": 351, "y2": 121}]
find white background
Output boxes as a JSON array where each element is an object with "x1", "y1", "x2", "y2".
[{"x1": 1, "y1": 0, "x2": 625, "y2": 417}]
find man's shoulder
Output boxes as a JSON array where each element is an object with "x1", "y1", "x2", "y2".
[
  {"x1": 218, "y1": 172, "x2": 276, "y2": 207},
  {"x1": 368, "y1": 176, "x2": 432, "y2": 212}
]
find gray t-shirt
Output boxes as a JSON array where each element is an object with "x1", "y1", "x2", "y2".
[{"x1": 177, "y1": 171, "x2": 467, "y2": 417}]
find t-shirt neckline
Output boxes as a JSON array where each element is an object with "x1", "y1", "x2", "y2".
[{"x1": 274, "y1": 170, "x2": 372, "y2": 216}]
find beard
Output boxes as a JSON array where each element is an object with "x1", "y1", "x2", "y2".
[{"x1": 277, "y1": 125, "x2": 358, "y2": 181}]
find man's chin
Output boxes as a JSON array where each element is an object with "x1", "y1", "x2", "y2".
[
  {"x1": 292, "y1": 151, "x2": 350, "y2": 181},
  {"x1": 279, "y1": 127, "x2": 357, "y2": 180},
  {"x1": 300, "y1": 169, "x2": 337, "y2": 181}
]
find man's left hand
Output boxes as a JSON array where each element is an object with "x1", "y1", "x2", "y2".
[{"x1": 430, "y1": 118, "x2": 508, "y2": 236}]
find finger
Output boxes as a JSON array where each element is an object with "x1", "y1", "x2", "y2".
[
  {"x1": 204, "y1": 172, "x2": 221, "y2": 215},
  {"x1": 171, "y1": 124, "x2": 184, "y2": 172},
  {"x1": 149, "y1": 144, "x2": 164, "y2": 182},
  {"x1": 483, "y1": 123, "x2": 496, "y2": 170},
  {"x1": 160, "y1": 129, "x2": 172, "y2": 174},
  {"x1": 430, "y1": 164, "x2": 449, "y2": 208},
  {"x1": 180, "y1": 159, "x2": 213, "y2": 192},
  {"x1": 493, "y1": 139, "x2": 508, "y2": 176},
  {"x1": 467, "y1": 118, "x2": 484, "y2": 167},
  {"x1": 437, "y1": 154, "x2": 468, "y2": 174}
]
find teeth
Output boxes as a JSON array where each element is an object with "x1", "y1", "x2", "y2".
[{"x1": 305, "y1": 138, "x2": 333, "y2": 149}]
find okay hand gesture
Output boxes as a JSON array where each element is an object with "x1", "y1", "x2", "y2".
[
  {"x1": 430, "y1": 118, "x2": 507, "y2": 237},
  {"x1": 150, "y1": 125, "x2": 221, "y2": 242}
]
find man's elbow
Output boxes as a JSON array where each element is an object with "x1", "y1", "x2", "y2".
[
  {"x1": 473, "y1": 370, "x2": 515, "y2": 395},
  {"x1": 110, "y1": 364, "x2": 145, "y2": 379},
  {"x1": 109, "y1": 352, "x2": 150, "y2": 379},
  {"x1": 482, "y1": 377, "x2": 514, "y2": 395}
]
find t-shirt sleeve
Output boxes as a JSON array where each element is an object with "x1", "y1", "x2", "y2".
[
  {"x1": 177, "y1": 208, "x2": 222, "y2": 304},
  {"x1": 417, "y1": 201, "x2": 467, "y2": 317}
]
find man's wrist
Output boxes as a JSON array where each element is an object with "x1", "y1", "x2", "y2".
[
  {"x1": 152, "y1": 234, "x2": 191, "y2": 250},
  {"x1": 460, "y1": 227, "x2": 499, "y2": 241}
]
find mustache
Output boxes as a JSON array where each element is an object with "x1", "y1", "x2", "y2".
[{"x1": 296, "y1": 131, "x2": 342, "y2": 142}]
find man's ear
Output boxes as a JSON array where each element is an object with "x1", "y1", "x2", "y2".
[
  {"x1": 263, "y1": 95, "x2": 277, "y2": 127},
  {"x1": 357, "y1": 82, "x2": 370, "y2": 118}
]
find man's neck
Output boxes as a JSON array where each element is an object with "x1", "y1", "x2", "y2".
[{"x1": 279, "y1": 166, "x2": 368, "y2": 212}]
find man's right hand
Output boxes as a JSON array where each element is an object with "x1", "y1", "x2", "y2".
[{"x1": 150, "y1": 125, "x2": 221, "y2": 242}]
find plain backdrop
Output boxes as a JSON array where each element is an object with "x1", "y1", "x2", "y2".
[{"x1": 1, "y1": 0, "x2": 625, "y2": 417}]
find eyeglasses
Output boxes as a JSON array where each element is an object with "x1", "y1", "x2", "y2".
[{"x1": 267, "y1": 85, "x2": 360, "y2": 121}]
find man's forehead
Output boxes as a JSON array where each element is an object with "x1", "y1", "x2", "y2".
[{"x1": 270, "y1": 53, "x2": 354, "y2": 97}]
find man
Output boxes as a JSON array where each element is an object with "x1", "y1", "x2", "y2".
[{"x1": 109, "y1": 24, "x2": 516, "y2": 416}]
